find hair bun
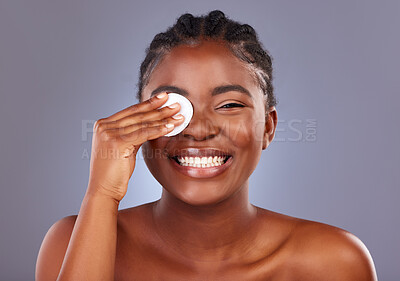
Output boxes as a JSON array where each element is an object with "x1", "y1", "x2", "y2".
[
  {"x1": 225, "y1": 23, "x2": 257, "y2": 42},
  {"x1": 208, "y1": 10, "x2": 226, "y2": 21},
  {"x1": 204, "y1": 10, "x2": 227, "y2": 37},
  {"x1": 176, "y1": 13, "x2": 201, "y2": 37}
]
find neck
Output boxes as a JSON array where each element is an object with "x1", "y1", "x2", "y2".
[{"x1": 151, "y1": 181, "x2": 258, "y2": 262}]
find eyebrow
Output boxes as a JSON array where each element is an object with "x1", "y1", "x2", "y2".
[{"x1": 150, "y1": 84, "x2": 252, "y2": 99}]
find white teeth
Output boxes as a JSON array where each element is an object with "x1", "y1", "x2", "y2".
[{"x1": 174, "y1": 156, "x2": 229, "y2": 167}]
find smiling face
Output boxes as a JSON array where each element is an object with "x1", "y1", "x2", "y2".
[{"x1": 141, "y1": 40, "x2": 277, "y2": 206}]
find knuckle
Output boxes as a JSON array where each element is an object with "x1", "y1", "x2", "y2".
[
  {"x1": 156, "y1": 107, "x2": 165, "y2": 116},
  {"x1": 157, "y1": 119, "x2": 168, "y2": 126},
  {"x1": 134, "y1": 115, "x2": 148, "y2": 127},
  {"x1": 147, "y1": 97, "x2": 157, "y2": 106},
  {"x1": 142, "y1": 127, "x2": 152, "y2": 137},
  {"x1": 136, "y1": 114, "x2": 145, "y2": 122},
  {"x1": 137, "y1": 127, "x2": 148, "y2": 138},
  {"x1": 159, "y1": 106, "x2": 170, "y2": 113},
  {"x1": 94, "y1": 118, "x2": 106, "y2": 131},
  {"x1": 100, "y1": 130, "x2": 115, "y2": 142},
  {"x1": 142, "y1": 122, "x2": 150, "y2": 128},
  {"x1": 129, "y1": 104, "x2": 139, "y2": 113},
  {"x1": 142, "y1": 99, "x2": 153, "y2": 108},
  {"x1": 113, "y1": 119, "x2": 123, "y2": 128},
  {"x1": 152, "y1": 108, "x2": 167, "y2": 119}
]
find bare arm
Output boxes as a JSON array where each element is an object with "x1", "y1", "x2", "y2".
[
  {"x1": 56, "y1": 190, "x2": 119, "y2": 281},
  {"x1": 35, "y1": 190, "x2": 119, "y2": 281},
  {"x1": 35, "y1": 92, "x2": 184, "y2": 280}
]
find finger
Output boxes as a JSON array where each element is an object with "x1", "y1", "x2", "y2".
[
  {"x1": 119, "y1": 122, "x2": 177, "y2": 158},
  {"x1": 103, "y1": 102, "x2": 181, "y2": 130},
  {"x1": 96, "y1": 103, "x2": 181, "y2": 131},
  {"x1": 117, "y1": 114, "x2": 185, "y2": 135},
  {"x1": 118, "y1": 123, "x2": 175, "y2": 146},
  {"x1": 105, "y1": 92, "x2": 169, "y2": 122}
]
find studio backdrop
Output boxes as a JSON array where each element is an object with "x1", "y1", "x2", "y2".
[{"x1": 0, "y1": 0, "x2": 399, "y2": 280}]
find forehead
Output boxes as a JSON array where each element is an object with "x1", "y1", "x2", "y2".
[{"x1": 143, "y1": 40, "x2": 261, "y2": 99}]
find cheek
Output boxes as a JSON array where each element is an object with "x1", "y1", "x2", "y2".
[{"x1": 222, "y1": 115, "x2": 265, "y2": 149}]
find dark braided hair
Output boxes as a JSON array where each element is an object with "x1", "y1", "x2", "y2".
[{"x1": 136, "y1": 10, "x2": 277, "y2": 110}]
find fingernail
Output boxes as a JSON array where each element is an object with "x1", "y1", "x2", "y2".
[
  {"x1": 156, "y1": 92, "x2": 167, "y2": 99},
  {"x1": 168, "y1": 103, "x2": 179, "y2": 109},
  {"x1": 165, "y1": 123, "x2": 174, "y2": 129},
  {"x1": 172, "y1": 114, "x2": 184, "y2": 120}
]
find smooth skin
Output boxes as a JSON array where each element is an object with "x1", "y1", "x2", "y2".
[{"x1": 36, "y1": 40, "x2": 377, "y2": 281}]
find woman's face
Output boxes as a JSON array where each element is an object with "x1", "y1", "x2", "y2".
[{"x1": 141, "y1": 40, "x2": 276, "y2": 206}]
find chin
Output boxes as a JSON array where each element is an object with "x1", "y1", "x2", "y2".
[{"x1": 164, "y1": 181, "x2": 234, "y2": 207}]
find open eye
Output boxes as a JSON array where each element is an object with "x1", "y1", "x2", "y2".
[{"x1": 219, "y1": 103, "x2": 245, "y2": 109}]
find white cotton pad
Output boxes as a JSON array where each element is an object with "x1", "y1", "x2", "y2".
[{"x1": 158, "y1": 93, "x2": 193, "y2": 137}]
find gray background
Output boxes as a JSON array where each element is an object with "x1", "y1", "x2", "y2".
[{"x1": 0, "y1": 0, "x2": 399, "y2": 280}]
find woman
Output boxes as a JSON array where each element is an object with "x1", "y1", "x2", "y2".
[{"x1": 36, "y1": 10, "x2": 377, "y2": 280}]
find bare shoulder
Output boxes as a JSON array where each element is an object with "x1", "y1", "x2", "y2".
[
  {"x1": 287, "y1": 219, "x2": 378, "y2": 281},
  {"x1": 253, "y1": 208, "x2": 377, "y2": 280},
  {"x1": 35, "y1": 215, "x2": 78, "y2": 280}
]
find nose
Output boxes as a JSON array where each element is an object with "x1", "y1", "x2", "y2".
[{"x1": 181, "y1": 109, "x2": 219, "y2": 141}]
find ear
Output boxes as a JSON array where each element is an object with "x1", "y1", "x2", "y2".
[{"x1": 262, "y1": 106, "x2": 278, "y2": 150}]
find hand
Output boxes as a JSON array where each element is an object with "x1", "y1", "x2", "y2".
[{"x1": 87, "y1": 93, "x2": 183, "y2": 202}]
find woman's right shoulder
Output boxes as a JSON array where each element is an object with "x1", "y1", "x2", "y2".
[
  {"x1": 39, "y1": 215, "x2": 78, "y2": 250},
  {"x1": 35, "y1": 215, "x2": 78, "y2": 280},
  {"x1": 52, "y1": 214, "x2": 78, "y2": 228},
  {"x1": 45, "y1": 215, "x2": 78, "y2": 240}
]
